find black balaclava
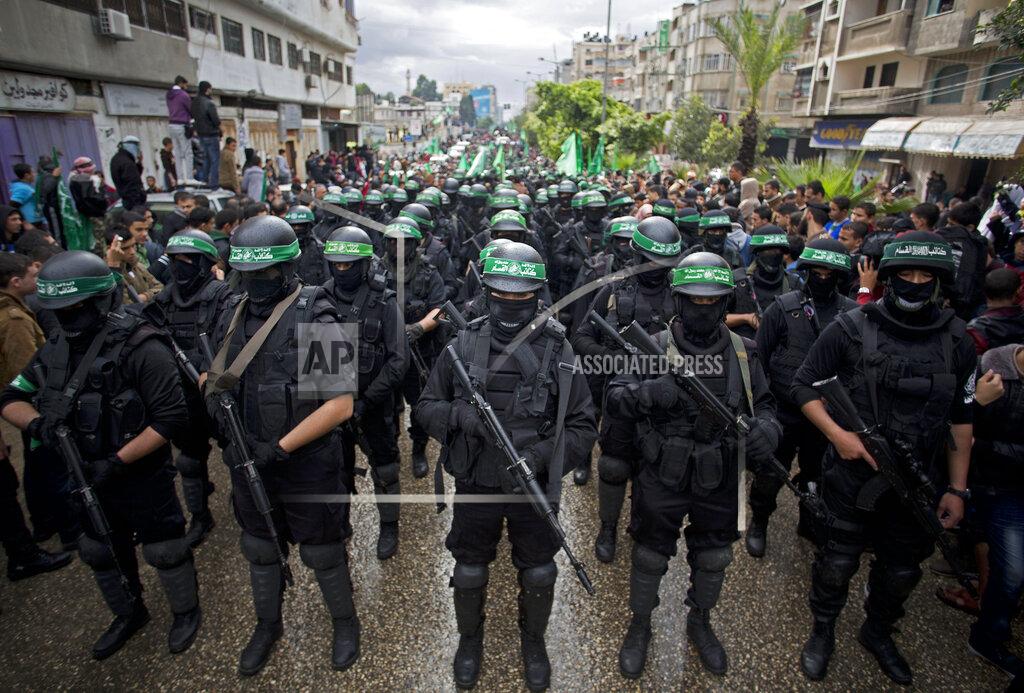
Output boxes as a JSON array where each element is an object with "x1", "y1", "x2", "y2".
[
  {"x1": 609, "y1": 237, "x2": 632, "y2": 266},
  {"x1": 487, "y1": 292, "x2": 537, "y2": 343},
  {"x1": 294, "y1": 223, "x2": 312, "y2": 240},
  {"x1": 331, "y1": 259, "x2": 367, "y2": 296},
  {"x1": 883, "y1": 275, "x2": 940, "y2": 325},
  {"x1": 55, "y1": 294, "x2": 111, "y2": 345},
  {"x1": 755, "y1": 249, "x2": 784, "y2": 276},
  {"x1": 637, "y1": 265, "x2": 668, "y2": 289},
  {"x1": 170, "y1": 256, "x2": 210, "y2": 297},
  {"x1": 386, "y1": 238, "x2": 418, "y2": 266},
  {"x1": 702, "y1": 229, "x2": 727, "y2": 255},
  {"x1": 805, "y1": 270, "x2": 839, "y2": 304},
  {"x1": 675, "y1": 294, "x2": 727, "y2": 346},
  {"x1": 242, "y1": 265, "x2": 295, "y2": 316}
]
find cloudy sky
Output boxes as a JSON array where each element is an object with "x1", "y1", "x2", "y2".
[{"x1": 355, "y1": 0, "x2": 674, "y2": 111}]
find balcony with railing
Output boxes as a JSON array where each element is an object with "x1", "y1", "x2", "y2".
[
  {"x1": 832, "y1": 85, "x2": 918, "y2": 114},
  {"x1": 839, "y1": 9, "x2": 912, "y2": 60}
]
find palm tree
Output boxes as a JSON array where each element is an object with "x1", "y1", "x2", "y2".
[{"x1": 709, "y1": 3, "x2": 804, "y2": 170}]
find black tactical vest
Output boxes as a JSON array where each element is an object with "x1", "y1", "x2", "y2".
[
  {"x1": 331, "y1": 276, "x2": 394, "y2": 393},
  {"x1": 154, "y1": 279, "x2": 231, "y2": 366},
  {"x1": 296, "y1": 234, "x2": 330, "y2": 287},
  {"x1": 610, "y1": 277, "x2": 675, "y2": 332}
]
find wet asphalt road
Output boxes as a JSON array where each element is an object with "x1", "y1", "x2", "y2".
[{"x1": 0, "y1": 419, "x2": 1016, "y2": 691}]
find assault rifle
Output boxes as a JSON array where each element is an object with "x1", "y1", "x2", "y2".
[
  {"x1": 591, "y1": 311, "x2": 828, "y2": 522},
  {"x1": 813, "y1": 376, "x2": 978, "y2": 598},
  {"x1": 199, "y1": 333, "x2": 293, "y2": 586},
  {"x1": 442, "y1": 307, "x2": 595, "y2": 595}
]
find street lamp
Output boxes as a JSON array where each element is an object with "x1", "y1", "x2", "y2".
[{"x1": 538, "y1": 57, "x2": 561, "y2": 83}]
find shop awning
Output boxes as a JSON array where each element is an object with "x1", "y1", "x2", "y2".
[
  {"x1": 860, "y1": 117, "x2": 922, "y2": 151},
  {"x1": 903, "y1": 117, "x2": 974, "y2": 155},
  {"x1": 952, "y1": 118, "x2": 1024, "y2": 159}
]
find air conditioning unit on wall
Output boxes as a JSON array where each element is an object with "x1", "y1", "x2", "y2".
[
  {"x1": 304, "y1": 75, "x2": 316, "y2": 89},
  {"x1": 97, "y1": 9, "x2": 134, "y2": 40}
]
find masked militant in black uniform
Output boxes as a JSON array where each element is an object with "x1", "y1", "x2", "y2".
[
  {"x1": 0, "y1": 251, "x2": 201, "y2": 660},
  {"x1": 323, "y1": 226, "x2": 408, "y2": 560},
  {"x1": 415, "y1": 242, "x2": 597, "y2": 691},
  {"x1": 792, "y1": 231, "x2": 975, "y2": 686},
  {"x1": 606, "y1": 252, "x2": 780, "y2": 680},
  {"x1": 725, "y1": 227, "x2": 802, "y2": 340},
  {"x1": 745, "y1": 237, "x2": 855, "y2": 558},
  {"x1": 204, "y1": 216, "x2": 360, "y2": 675}
]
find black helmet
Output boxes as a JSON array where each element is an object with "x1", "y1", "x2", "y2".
[
  {"x1": 608, "y1": 192, "x2": 632, "y2": 210},
  {"x1": 651, "y1": 198, "x2": 675, "y2": 219},
  {"x1": 557, "y1": 179, "x2": 578, "y2": 195},
  {"x1": 343, "y1": 187, "x2": 363, "y2": 207},
  {"x1": 481, "y1": 241, "x2": 546, "y2": 293},
  {"x1": 488, "y1": 190, "x2": 520, "y2": 212},
  {"x1": 631, "y1": 216, "x2": 683, "y2": 268},
  {"x1": 364, "y1": 189, "x2": 384, "y2": 206},
  {"x1": 582, "y1": 190, "x2": 607, "y2": 209},
  {"x1": 36, "y1": 250, "x2": 118, "y2": 309},
  {"x1": 443, "y1": 177, "x2": 460, "y2": 194},
  {"x1": 165, "y1": 229, "x2": 220, "y2": 263},
  {"x1": 489, "y1": 209, "x2": 528, "y2": 240},
  {"x1": 748, "y1": 225, "x2": 790, "y2": 253},
  {"x1": 877, "y1": 230, "x2": 955, "y2": 284},
  {"x1": 404, "y1": 178, "x2": 421, "y2": 193},
  {"x1": 284, "y1": 205, "x2": 315, "y2": 227},
  {"x1": 440, "y1": 191, "x2": 452, "y2": 210},
  {"x1": 398, "y1": 202, "x2": 434, "y2": 231},
  {"x1": 674, "y1": 207, "x2": 700, "y2": 233},
  {"x1": 229, "y1": 215, "x2": 301, "y2": 272},
  {"x1": 700, "y1": 211, "x2": 732, "y2": 231},
  {"x1": 479, "y1": 237, "x2": 512, "y2": 262},
  {"x1": 417, "y1": 188, "x2": 442, "y2": 213},
  {"x1": 608, "y1": 216, "x2": 638, "y2": 240},
  {"x1": 517, "y1": 193, "x2": 533, "y2": 213},
  {"x1": 383, "y1": 217, "x2": 423, "y2": 241},
  {"x1": 469, "y1": 183, "x2": 488, "y2": 206},
  {"x1": 670, "y1": 252, "x2": 735, "y2": 298},
  {"x1": 324, "y1": 226, "x2": 375, "y2": 263},
  {"x1": 797, "y1": 236, "x2": 852, "y2": 275}
]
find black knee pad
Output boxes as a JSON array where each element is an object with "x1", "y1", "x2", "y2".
[
  {"x1": 598, "y1": 454, "x2": 631, "y2": 484},
  {"x1": 632, "y1": 543, "x2": 670, "y2": 576},
  {"x1": 693, "y1": 545, "x2": 733, "y2": 572},
  {"x1": 78, "y1": 535, "x2": 116, "y2": 570},
  {"x1": 175, "y1": 453, "x2": 204, "y2": 478},
  {"x1": 876, "y1": 563, "x2": 922, "y2": 599},
  {"x1": 240, "y1": 532, "x2": 281, "y2": 566},
  {"x1": 520, "y1": 561, "x2": 557, "y2": 588},
  {"x1": 371, "y1": 462, "x2": 400, "y2": 487},
  {"x1": 142, "y1": 538, "x2": 191, "y2": 569},
  {"x1": 817, "y1": 553, "x2": 860, "y2": 589},
  {"x1": 299, "y1": 542, "x2": 346, "y2": 571},
  {"x1": 452, "y1": 562, "x2": 489, "y2": 589}
]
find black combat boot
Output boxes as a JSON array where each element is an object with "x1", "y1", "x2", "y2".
[
  {"x1": 572, "y1": 452, "x2": 590, "y2": 485},
  {"x1": 800, "y1": 618, "x2": 835, "y2": 681},
  {"x1": 155, "y1": 557, "x2": 202, "y2": 654},
  {"x1": 618, "y1": 548, "x2": 666, "y2": 679},
  {"x1": 376, "y1": 521, "x2": 399, "y2": 560},
  {"x1": 6, "y1": 546, "x2": 73, "y2": 582},
  {"x1": 594, "y1": 521, "x2": 617, "y2": 564},
  {"x1": 91, "y1": 570, "x2": 149, "y2": 660},
  {"x1": 309, "y1": 552, "x2": 360, "y2": 670},
  {"x1": 745, "y1": 517, "x2": 767, "y2": 558},
  {"x1": 686, "y1": 607, "x2": 727, "y2": 675},
  {"x1": 238, "y1": 562, "x2": 284, "y2": 676},
  {"x1": 453, "y1": 582, "x2": 486, "y2": 688},
  {"x1": 412, "y1": 440, "x2": 429, "y2": 478},
  {"x1": 858, "y1": 620, "x2": 912, "y2": 686},
  {"x1": 518, "y1": 573, "x2": 555, "y2": 692}
]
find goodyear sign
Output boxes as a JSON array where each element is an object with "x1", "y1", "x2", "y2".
[{"x1": 811, "y1": 119, "x2": 877, "y2": 149}]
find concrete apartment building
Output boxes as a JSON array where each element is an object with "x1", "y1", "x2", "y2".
[
  {"x1": 0, "y1": 0, "x2": 359, "y2": 197},
  {"x1": 793, "y1": 0, "x2": 1022, "y2": 195}
]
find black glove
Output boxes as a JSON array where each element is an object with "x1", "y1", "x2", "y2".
[
  {"x1": 449, "y1": 399, "x2": 489, "y2": 440},
  {"x1": 83, "y1": 454, "x2": 123, "y2": 489},
  {"x1": 638, "y1": 375, "x2": 678, "y2": 411},
  {"x1": 26, "y1": 415, "x2": 60, "y2": 450},
  {"x1": 204, "y1": 392, "x2": 228, "y2": 433},
  {"x1": 251, "y1": 441, "x2": 289, "y2": 470},
  {"x1": 745, "y1": 417, "x2": 780, "y2": 462},
  {"x1": 405, "y1": 322, "x2": 425, "y2": 343},
  {"x1": 353, "y1": 399, "x2": 367, "y2": 421}
]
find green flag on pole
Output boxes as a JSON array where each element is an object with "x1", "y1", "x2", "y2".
[
  {"x1": 493, "y1": 144, "x2": 506, "y2": 181},
  {"x1": 457, "y1": 153, "x2": 469, "y2": 173},
  {"x1": 50, "y1": 147, "x2": 92, "y2": 251},
  {"x1": 589, "y1": 135, "x2": 605, "y2": 175},
  {"x1": 259, "y1": 168, "x2": 269, "y2": 201},
  {"x1": 555, "y1": 132, "x2": 582, "y2": 176},
  {"x1": 467, "y1": 145, "x2": 489, "y2": 177},
  {"x1": 520, "y1": 128, "x2": 529, "y2": 160},
  {"x1": 646, "y1": 154, "x2": 660, "y2": 174}
]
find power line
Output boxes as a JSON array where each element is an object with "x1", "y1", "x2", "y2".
[{"x1": 827, "y1": 66, "x2": 1024, "y2": 112}]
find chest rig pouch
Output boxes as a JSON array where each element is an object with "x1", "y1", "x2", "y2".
[{"x1": 337, "y1": 280, "x2": 390, "y2": 388}]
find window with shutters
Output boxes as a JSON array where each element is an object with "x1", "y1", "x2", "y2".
[
  {"x1": 188, "y1": 4, "x2": 216, "y2": 33},
  {"x1": 252, "y1": 28, "x2": 266, "y2": 61}
]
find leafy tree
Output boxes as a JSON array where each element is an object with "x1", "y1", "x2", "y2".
[
  {"x1": 459, "y1": 93, "x2": 476, "y2": 126},
  {"x1": 379, "y1": 91, "x2": 396, "y2": 104},
  {"x1": 355, "y1": 83, "x2": 372, "y2": 96},
  {"x1": 983, "y1": 2, "x2": 1024, "y2": 113},
  {"x1": 668, "y1": 95, "x2": 715, "y2": 163},
  {"x1": 709, "y1": 2, "x2": 804, "y2": 171},
  {"x1": 477, "y1": 115, "x2": 495, "y2": 132},
  {"x1": 412, "y1": 74, "x2": 440, "y2": 101},
  {"x1": 700, "y1": 118, "x2": 773, "y2": 167},
  {"x1": 523, "y1": 79, "x2": 664, "y2": 161}
]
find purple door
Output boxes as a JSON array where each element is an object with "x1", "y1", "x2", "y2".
[
  {"x1": 0, "y1": 116, "x2": 25, "y2": 205},
  {"x1": 0, "y1": 113, "x2": 102, "y2": 204}
]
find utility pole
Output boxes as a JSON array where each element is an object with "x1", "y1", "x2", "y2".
[
  {"x1": 600, "y1": 0, "x2": 613, "y2": 127},
  {"x1": 405, "y1": 68, "x2": 411, "y2": 96}
]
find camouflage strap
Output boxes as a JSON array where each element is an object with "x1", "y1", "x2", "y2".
[{"x1": 207, "y1": 284, "x2": 303, "y2": 396}]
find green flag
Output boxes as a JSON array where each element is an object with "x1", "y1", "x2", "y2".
[
  {"x1": 646, "y1": 155, "x2": 660, "y2": 174},
  {"x1": 589, "y1": 135, "x2": 605, "y2": 175},
  {"x1": 467, "y1": 145, "x2": 489, "y2": 177},
  {"x1": 50, "y1": 147, "x2": 92, "y2": 251},
  {"x1": 555, "y1": 132, "x2": 582, "y2": 176},
  {"x1": 493, "y1": 144, "x2": 506, "y2": 181},
  {"x1": 520, "y1": 128, "x2": 529, "y2": 160},
  {"x1": 259, "y1": 168, "x2": 269, "y2": 202},
  {"x1": 457, "y1": 153, "x2": 469, "y2": 173}
]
